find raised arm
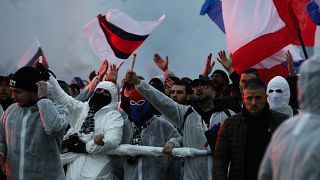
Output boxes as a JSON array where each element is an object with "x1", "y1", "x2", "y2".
[
  {"x1": 37, "y1": 81, "x2": 69, "y2": 136},
  {"x1": 125, "y1": 70, "x2": 188, "y2": 127},
  {"x1": 202, "y1": 53, "x2": 215, "y2": 77}
]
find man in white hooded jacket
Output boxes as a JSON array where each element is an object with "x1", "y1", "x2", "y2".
[
  {"x1": 48, "y1": 72, "x2": 123, "y2": 180},
  {"x1": 258, "y1": 56, "x2": 320, "y2": 180}
]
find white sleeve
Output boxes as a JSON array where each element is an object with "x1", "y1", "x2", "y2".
[
  {"x1": 135, "y1": 80, "x2": 189, "y2": 127},
  {"x1": 37, "y1": 98, "x2": 69, "y2": 136},
  {"x1": 47, "y1": 75, "x2": 86, "y2": 127},
  {"x1": 86, "y1": 110, "x2": 124, "y2": 154}
]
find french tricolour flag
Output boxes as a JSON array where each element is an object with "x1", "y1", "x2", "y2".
[
  {"x1": 201, "y1": 0, "x2": 318, "y2": 82},
  {"x1": 84, "y1": 9, "x2": 165, "y2": 65}
]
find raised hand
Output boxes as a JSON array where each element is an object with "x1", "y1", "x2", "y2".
[
  {"x1": 202, "y1": 53, "x2": 214, "y2": 76},
  {"x1": 217, "y1": 50, "x2": 234, "y2": 74},
  {"x1": 105, "y1": 61, "x2": 124, "y2": 84},
  {"x1": 153, "y1": 53, "x2": 168, "y2": 72},
  {"x1": 88, "y1": 70, "x2": 97, "y2": 81},
  {"x1": 125, "y1": 70, "x2": 141, "y2": 86},
  {"x1": 285, "y1": 50, "x2": 296, "y2": 76},
  {"x1": 97, "y1": 60, "x2": 109, "y2": 81},
  {"x1": 37, "y1": 81, "x2": 48, "y2": 99}
]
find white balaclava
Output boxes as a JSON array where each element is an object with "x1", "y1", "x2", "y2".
[{"x1": 267, "y1": 76, "x2": 293, "y2": 117}]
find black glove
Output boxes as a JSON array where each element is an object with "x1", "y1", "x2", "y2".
[
  {"x1": 34, "y1": 62, "x2": 56, "y2": 81},
  {"x1": 63, "y1": 133, "x2": 87, "y2": 153}
]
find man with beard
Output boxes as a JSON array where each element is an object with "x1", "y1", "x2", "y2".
[
  {"x1": 47, "y1": 68, "x2": 123, "y2": 179},
  {"x1": 0, "y1": 66, "x2": 69, "y2": 180},
  {"x1": 214, "y1": 78, "x2": 288, "y2": 180},
  {"x1": 126, "y1": 71, "x2": 233, "y2": 180},
  {"x1": 0, "y1": 76, "x2": 13, "y2": 117},
  {"x1": 170, "y1": 80, "x2": 193, "y2": 105}
]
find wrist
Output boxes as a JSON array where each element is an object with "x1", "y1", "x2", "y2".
[
  {"x1": 227, "y1": 67, "x2": 234, "y2": 75},
  {"x1": 37, "y1": 96, "x2": 48, "y2": 102}
]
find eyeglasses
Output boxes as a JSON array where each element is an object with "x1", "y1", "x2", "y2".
[{"x1": 268, "y1": 89, "x2": 282, "y2": 93}]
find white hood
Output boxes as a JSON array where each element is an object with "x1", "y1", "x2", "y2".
[
  {"x1": 267, "y1": 76, "x2": 293, "y2": 117},
  {"x1": 299, "y1": 56, "x2": 320, "y2": 114}
]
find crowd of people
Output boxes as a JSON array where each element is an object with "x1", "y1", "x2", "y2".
[{"x1": 0, "y1": 50, "x2": 319, "y2": 180}]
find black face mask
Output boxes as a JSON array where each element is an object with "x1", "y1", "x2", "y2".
[{"x1": 89, "y1": 92, "x2": 112, "y2": 111}]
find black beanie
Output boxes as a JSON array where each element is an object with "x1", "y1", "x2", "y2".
[{"x1": 9, "y1": 66, "x2": 42, "y2": 92}]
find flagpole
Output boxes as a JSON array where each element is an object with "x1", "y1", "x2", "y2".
[
  {"x1": 289, "y1": 2, "x2": 309, "y2": 59},
  {"x1": 34, "y1": 36, "x2": 41, "y2": 47}
]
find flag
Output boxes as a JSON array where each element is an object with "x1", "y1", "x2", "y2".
[
  {"x1": 306, "y1": 0, "x2": 320, "y2": 47},
  {"x1": 201, "y1": 0, "x2": 304, "y2": 82},
  {"x1": 200, "y1": 0, "x2": 225, "y2": 33},
  {"x1": 16, "y1": 37, "x2": 48, "y2": 69},
  {"x1": 306, "y1": 0, "x2": 320, "y2": 25},
  {"x1": 220, "y1": 0, "x2": 309, "y2": 82},
  {"x1": 291, "y1": 0, "x2": 319, "y2": 47},
  {"x1": 84, "y1": 9, "x2": 165, "y2": 65}
]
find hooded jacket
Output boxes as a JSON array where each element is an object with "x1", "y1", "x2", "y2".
[
  {"x1": 48, "y1": 75, "x2": 123, "y2": 180},
  {"x1": 258, "y1": 56, "x2": 320, "y2": 180},
  {"x1": 0, "y1": 98, "x2": 69, "y2": 180}
]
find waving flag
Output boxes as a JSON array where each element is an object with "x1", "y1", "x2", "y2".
[
  {"x1": 84, "y1": 9, "x2": 165, "y2": 65},
  {"x1": 306, "y1": 0, "x2": 320, "y2": 25},
  {"x1": 201, "y1": 0, "x2": 306, "y2": 82},
  {"x1": 16, "y1": 37, "x2": 48, "y2": 69},
  {"x1": 306, "y1": 0, "x2": 320, "y2": 47},
  {"x1": 219, "y1": 0, "x2": 311, "y2": 82},
  {"x1": 200, "y1": 0, "x2": 225, "y2": 33}
]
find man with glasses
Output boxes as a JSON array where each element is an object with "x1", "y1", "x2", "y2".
[
  {"x1": 126, "y1": 71, "x2": 233, "y2": 180},
  {"x1": 214, "y1": 78, "x2": 288, "y2": 180}
]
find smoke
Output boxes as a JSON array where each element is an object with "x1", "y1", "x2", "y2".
[{"x1": 0, "y1": 0, "x2": 226, "y2": 82}]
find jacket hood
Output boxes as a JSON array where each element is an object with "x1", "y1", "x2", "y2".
[
  {"x1": 299, "y1": 56, "x2": 320, "y2": 114},
  {"x1": 94, "y1": 81, "x2": 119, "y2": 110}
]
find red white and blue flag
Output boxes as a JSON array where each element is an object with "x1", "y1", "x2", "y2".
[
  {"x1": 201, "y1": 0, "x2": 318, "y2": 82},
  {"x1": 16, "y1": 37, "x2": 48, "y2": 69},
  {"x1": 84, "y1": 9, "x2": 165, "y2": 65}
]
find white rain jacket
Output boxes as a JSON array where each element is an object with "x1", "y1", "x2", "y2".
[
  {"x1": 121, "y1": 115, "x2": 181, "y2": 180},
  {"x1": 135, "y1": 80, "x2": 234, "y2": 180},
  {"x1": 267, "y1": 76, "x2": 295, "y2": 117},
  {"x1": 0, "y1": 98, "x2": 69, "y2": 180},
  {"x1": 259, "y1": 56, "x2": 320, "y2": 180},
  {"x1": 48, "y1": 75, "x2": 124, "y2": 180}
]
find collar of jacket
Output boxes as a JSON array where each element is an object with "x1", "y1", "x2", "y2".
[{"x1": 241, "y1": 103, "x2": 271, "y2": 120}]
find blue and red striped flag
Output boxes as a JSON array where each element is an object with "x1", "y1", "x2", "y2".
[{"x1": 84, "y1": 9, "x2": 165, "y2": 65}]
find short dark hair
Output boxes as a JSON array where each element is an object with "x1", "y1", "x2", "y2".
[
  {"x1": 167, "y1": 76, "x2": 180, "y2": 83},
  {"x1": 243, "y1": 68, "x2": 260, "y2": 78},
  {"x1": 243, "y1": 78, "x2": 265, "y2": 91},
  {"x1": 181, "y1": 77, "x2": 192, "y2": 85},
  {"x1": 174, "y1": 80, "x2": 193, "y2": 95}
]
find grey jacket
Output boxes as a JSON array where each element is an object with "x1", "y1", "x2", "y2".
[{"x1": 0, "y1": 99, "x2": 69, "y2": 180}]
